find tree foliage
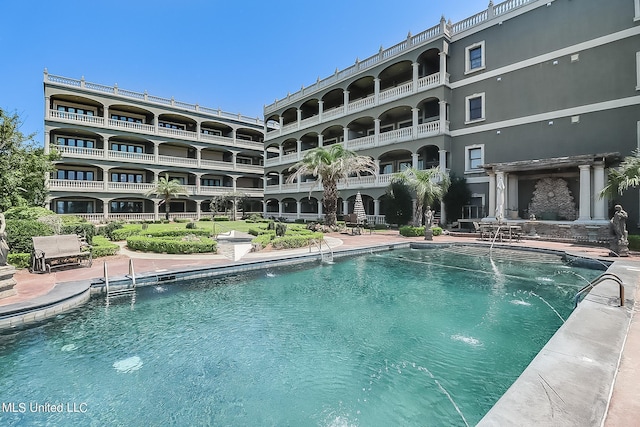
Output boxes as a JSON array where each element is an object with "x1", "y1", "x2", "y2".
[
  {"x1": 287, "y1": 145, "x2": 378, "y2": 227},
  {"x1": 383, "y1": 181, "x2": 414, "y2": 226},
  {"x1": 0, "y1": 108, "x2": 58, "y2": 211},
  {"x1": 392, "y1": 167, "x2": 450, "y2": 226},
  {"x1": 209, "y1": 191, "x2": 248, "y2": 219},
  {"x1": 600, "y1": 151, "x2": 640, "y2": 199},
  {"x1": 442, "y1": 174, "x2": 472, "y2": 223},
  {"x1": 145, "y1": 174, "x2": 188, "y2": 220}
]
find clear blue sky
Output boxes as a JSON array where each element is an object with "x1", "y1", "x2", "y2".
[{"x1": 1, "y1": 0, "x2": 488, "y2": 143}]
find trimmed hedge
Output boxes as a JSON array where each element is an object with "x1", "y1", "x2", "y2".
[
  {"x1": 110, "y1": 226, "x2": 143, "y2": 241},
  {"x1": 629, "y1": 235, "x2": 640, "y2": 251},
  {"x1": 399, "y1": 226, "x2": 443, "y2": 237},
  {"x1": 213, "y1": 216, "x2": 230, "y2": 221},
  {"x1": 126, "y1": 235, "x2": 217, "y2": 254},
  {"x1": 271, "y1": 233, "x2": 324, "y2": 249},
  {"x1": 6, "y1": 219, "x2": 54, "y2": 253},
  {"x1": 7, "y1": 253, "x2": 30, "y2": 269},
  {"x1": 61, "y1": 222, "x2": 96, "y2": 244},
  {"x1": 91, "y1": 236, "x2": 119, "y2": 257}
]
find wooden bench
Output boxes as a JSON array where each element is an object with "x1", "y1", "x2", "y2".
[{"x1": 31, "y1": 234, "x2": 92, "y2": 274}]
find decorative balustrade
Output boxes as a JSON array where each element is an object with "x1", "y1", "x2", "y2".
[
  {"x1": 346, "y1": 135, "x2": 375, "y2": 150},
  {"x1": 158, "y1": 127, "x2": 197, "y2": 139},
  {"x1": 379, "y1": 127, "x2": 413, "y2": 145},
  {"x1": 108, "y1": 119, "x2": 155, "y2": 133},
  {"x1": 347, "y1": 95, "x2": 375, "y2": 114},
  {"x1": 45, "y1": 71, "x2": 264, "y2": 126},
  {"x1": 53, "y1": 145, "x2": 103, "y2": 158},
  {"x1": 108, "y1": 182, "x2": 155, "y2": 192},
  {"x1": 49, "y1": 180, "x2": 104, "y2": 190},
  {"x1": 108, "y1": 150, "x2": 155, "y2": 162},
  {"x1": 157, "y1": 155, "x2": 198, "y2": 167},
  {"x1": 264, "y1": 173, "x2": 398, "y2": 195},
  {"x1": 417, "y1": 121, "x2": 440, "y2": 137},
  {"x1": 378, "y1": 81, "x2": 413, "y2": 103},
  {"x1": 264, "y1": 0, "x2": 538, "y2": 115},
  {"x1": 49, "y1": 110, "x2": 105, "y2": 125},
  {"x1": 265, "y1": 72, "x2": 440, "y2": 141},
  {"x1": 48, "y1": 109, "x2": 263, "y2": 150}
]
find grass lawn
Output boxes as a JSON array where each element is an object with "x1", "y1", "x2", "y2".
[{"x1": 111, "y1": 220, "x2": 309, "y2": 236}]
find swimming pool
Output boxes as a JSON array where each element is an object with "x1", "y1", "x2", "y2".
[{"x1": 0, "y1": 247, "x2": 601, "y2": 426}]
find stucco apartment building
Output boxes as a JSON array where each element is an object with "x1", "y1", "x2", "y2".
[
  {"x1": 43, "y1": 71, "x2": 267, "y2": 221},
  {"x1": 262, "y1": 0, "x2": 640, "y2": 234}
]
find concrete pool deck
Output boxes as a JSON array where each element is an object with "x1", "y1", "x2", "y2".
[{"x1": 1, "y1": 230, "x2": 639, "y2": 426}]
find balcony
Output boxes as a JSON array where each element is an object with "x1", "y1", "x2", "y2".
[
  {"x1": 264, "y1": 173, "x2": 394, "y2": 194},
  {"x1": 52, "y1": 145, "x2": 263, "y2": 174},
  {"x1": 264, "y1": 121, "x2": 444, "y2": 167},
  {"x1": 47, "y1": 110, "x2": 263, "y2": 150},
  {"x1": 49, "y1": 179, "x2": 264, "y2": 197},
  {"x1": 266, "y1": 72, "x2": 443, "y2": 141}
]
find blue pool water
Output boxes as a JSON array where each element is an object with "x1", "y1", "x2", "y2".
[{"x1": 0, "y1": 247, "x2": 601, "y2": 426}]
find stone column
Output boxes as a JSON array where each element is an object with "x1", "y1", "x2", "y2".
[
  {"x1": 412, "y1": 107, "x2": 419, "y2": 139},
  {"x1": 342, "y1": 200, "x2": 349, "y2": 216},
  {"x1": 487, "y1": 171, "x2": 496, "y2": 220},
  {"x1": 412, "y1": 62, "x2": 419, "y2": 93},
  {"x1": 196, "y1": 147, "x2": 202, "y2": 168},
  {"x1": 343, "y1": 90, "x2": 349, "y2": 114},
  {"x1": 278, "y1": 201, "x2": 283, "y2": 217},
  {"x1": 593, "y1": 162, "x2": 606, "y2": 220},
  {"x1": 507, "y1": 174, "x2": 519, "y2": 219},
  {"x1": 154, "y1": 200, "x2": 160, "y2": 221},
  {"x1": 578, "y1": 164, "x2": 592, "y2": 221},
  {"x1": 439, "y1": 149, "x2": 448, "y2": 224},
  {"x1": 296, "y1": 201, "x2": 301, "y2": 219},
  {"x1": 317, "y1": 200, "x2": 323, "y2": 217},
  {"x1": 439, "y1": 42, "x2": 448, "y2": 83},
  {"x1": 262, "y1": 200, "x2": 267, "y2": 218},
  {"x1": 374, "y1": 78, "x2": 380, "y2": 104},
  {"x1": 196, "y1": 201, "x2": 201, "y2": 221},
  {"x1": 318, "y1": 100, "x2": 324, "y2": 122},
  {"x1": 411, "y1": 153, "x2": 419, "y2": 169},
  {"x1": 374, "y1": 119, "x2": 380, "y2": 146},
  {"x1": 439, "y1": 100, "x2": 447, "y2": 133},
  {"x1": 373, "y1": 199, "x2": 380, "y2": 216},
  {"x1": 318, "y1": 134, "x2": 324, "y2": 148}
]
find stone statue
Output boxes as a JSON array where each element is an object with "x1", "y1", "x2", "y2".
[
  {"x1": 424, "y1": 206, "x2": 434, "y2": 228},
  {"x1": 0, "y1": 209, "x2": 9, "y2": 267},
  {"x1": 610, "y1": 204, "x2": 629, "y2": 257},
  {"x1": 424, "y1": 206, "x2": 434, "y2": 241}
]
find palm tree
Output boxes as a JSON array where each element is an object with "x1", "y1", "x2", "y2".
[
  {"x1": 145, "y1": 174, "x2": 188, "y2": 220},
  {"x1": 600, "y1": 151, "x2": 640, "y2": 198},
  {"x1": 392, "y1": 166, "x2": 450, "y2": 226},
  {"x1": 287, "y1": 145, "x2": 378, "y2": 227}
]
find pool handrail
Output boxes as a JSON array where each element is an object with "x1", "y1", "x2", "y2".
[{"x1": 573, "y1": 272, "x2": 625, "y2": 308}]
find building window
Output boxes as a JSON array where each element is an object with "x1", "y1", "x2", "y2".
[
  {"x1": 159, "y1": 121, "x2": 186, "y2": 130},
  {"x1": 56, "y1": 137, "x2": 95, "y2": 148},
  {"x1": 111, "y1": 173, "x2": 143, "y2": 183},
  {"x1": 465, "y1": 145, "x2": 484, "y2": 172},
  {"x1": 56, "y1": 200, "x2": 94, "y2": 214},
  {"x1": 111, "y1": 114, "x2": 143, "y2": 124},
  {"x1": 56, "y1": 169, "x2": 94, "y2": 181},
  {"x1": 465, "y1": 41, "x2": 485, "y2": 74},
  {"x1": 202, "y1": 178, "x2": 222, "y2": 187},
  {"x1": 110, "y1": 201, "x2": 143, "y2": 213},
  {"x1": 465, "y1": 93, "x2": 485, "y2": 123},
  {"x1": 202, "y1": 128, "x2": 223, "y2": 136},
  {"x1": 111, "y1": 143, "x2": 143, "y2": 153},
  {"x1": 56, "y1": 105, "x2": 96, "y2": 116},
  {"x1": 636, "y1": 52, "x2": 640, "y2": 90}
]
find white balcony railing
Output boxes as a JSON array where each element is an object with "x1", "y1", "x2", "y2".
[
  {"x1": 53, "y1": 145, "x2": 103, "y2": 158},
  {"x1": 47, "y1": 110, "x2": 263, "y2": 150},
  {"x1": 108, "y1": 182, "x2": 155, "y2": 192},
  {"x1": 158, "y1": 155, "x2": 198, "y2": 167},
  {"x1": 49, "y1": 179, "x2": 104, "y2": 190},
  {"x1": 108, "y1": 150, "x2": 155, "y2": 163}
]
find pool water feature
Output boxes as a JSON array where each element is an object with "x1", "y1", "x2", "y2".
[{"x1": 0, "y1": 247, "x2": 601, "y2": 426}]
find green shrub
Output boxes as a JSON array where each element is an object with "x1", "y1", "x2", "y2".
[
  {"x1": 7, "y1": 253, "x2": 30, "y2": 269},
  {"x1": 399, "y1": 226, "x2": 425, "y2": 237},
  {"x1": 251, "y1": 233, "x2": 275, "y2": 247},
  {"x1": 97, "y1": 221, "x2": 125, "y2": 240},
  {"x1": 126, "y1": 235, "x2": 217, "y2": 254},
  {"x1": 374, "y1": 223, "x2": 390, "y2": 230},
  {"x1": 60, "y1": 215, "x2": 87, "y2": 224},
  {"x1": 91, "y1": 236, "x2": 119, "y2": 257},
  {"x1": 213, "y1": 216, "x2": 230, "y2": 221},
  {"x1": 199, "y1": 217, "x2": 212, "y2": 222},
  {"x1": 38, "y1": 215, "x2": 63, "y2": 234},
  {"x1": 6, "y1": 219, "x2": 54, "y2": 253},
  {"x1": 629, "y1": 235, "x2": 640, "y2": 251},
  {"x1": 432, "y1": 227, "x2": 443, "y2": 236},
  {"x1": 62, "y1": 222, "x2": 96, "y2": 244},
  {"x1": 173, "y1": 218, "x2": 191, "y2": 223},
  {"x1": 110, "y1": 225, "x2": 143, "y2": 241},
  {"x1": 294, "y1": 218, "x2": 306, "y2": 224},
  {"x1": 145, "y1": 229, "x2": 210, "y2": 238},
  {"x1": 4, "y1": 206, "x2": 55, "y2": 220},
  {"x1": 248, "y1": 227, "x2": 271, "y2": 236},
  {"x1": 185, "y1": 222, "x2": 197, "y2": 229},
  {"x1": 271, "y1": 233, "x2": 324, "y2": 249}
]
